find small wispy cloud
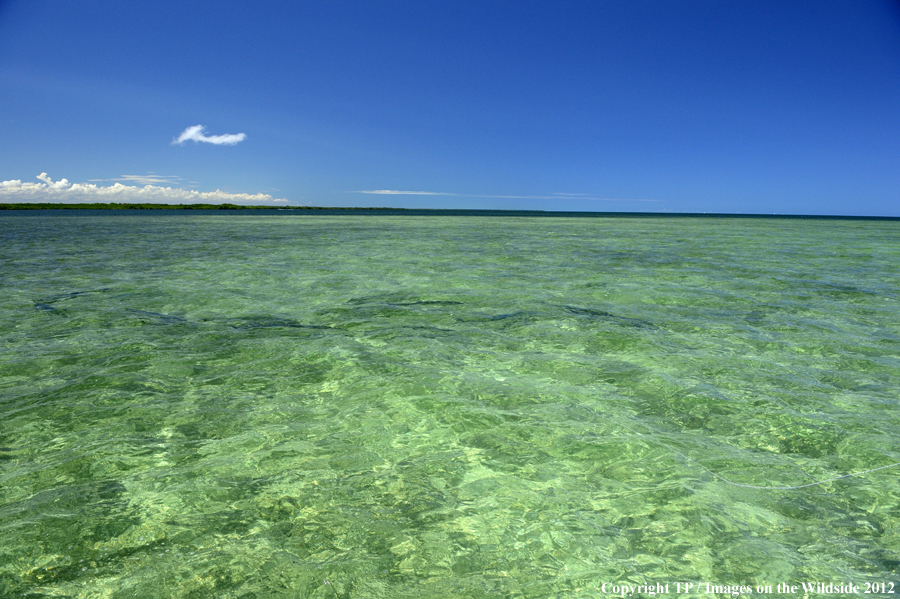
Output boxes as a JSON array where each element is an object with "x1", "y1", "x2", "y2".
[
  {"x1": 358, "y1": 190, "x2": 457, "y2": 196},
  {"x1": 89, "y1": 174, "x2": 187, "y2": 186},
  {"x1": 354, "y1": 190, "x2": 658, "y2": 202},
  {"x1": 173, "y1": 125, "x2": 246, "y2": 146},
  {"x1": 1, "y1": 173, "x2": 287, "y2": 204}
]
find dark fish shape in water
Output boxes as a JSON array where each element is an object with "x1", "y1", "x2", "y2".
[
  {"x1": 563, "y1": 305, "x2": 658, "y2": 329},
  {"x1": 228, "y1": 316, "x2": 335, "y2": 331},
  {"x1": 347, "y1": 293, "x2": 462, "y2": 307},
  {"x1": 37, "y1": 288, "x2": 112, "y2": 305},
  {"x1": 127, "y1": 309, "x2": 188, "y2": 324},
  {"x1": 388, "y1": 300, "x2": 463, "y2": 307},
  {"x1": 489, "y1": 311, "x2": 530, "y2": 321},
  {"x1": 346, "y1": 293, "x2": 409, "y2": 305},
  {"x1": 454, "y1": 311, "x2": 534, "y2": 324}
]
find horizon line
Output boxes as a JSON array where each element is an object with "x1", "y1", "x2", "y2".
[{"x1": 0, "y1": 202, "x2": 896, "y2": 220}]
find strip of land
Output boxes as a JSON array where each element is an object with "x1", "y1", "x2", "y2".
[
  {"x1": 0, "y1": 203, "x2": 383, "y2": 210},
  {"x1": 0, "y1": 203, "x2": 894, "y2": 219}
]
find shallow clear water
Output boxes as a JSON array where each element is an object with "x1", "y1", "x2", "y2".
[{"x1": 1, "y1": 212, "x2": 899, "y2": 598}]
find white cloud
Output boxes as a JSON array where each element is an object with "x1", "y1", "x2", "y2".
[
  {"x1": 173, "y1": 125, "x2": 246, "y2": 145},
  {"x1": 37, "y1": 172, "x2": 72, "y2": 189},
  {"x1": 0, "y1": 173, "x2": 288, "y2": 204},
  {"x1": 358, "y1": 190, "x2": 456, "y2": 196},
  {"x1": 90, "y1": 174, "x2": 186, "y2": 185}
]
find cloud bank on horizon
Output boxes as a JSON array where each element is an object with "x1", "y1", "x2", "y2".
[
  {"x1": 0, "y1": 173, "x2": 287, "y2": 204},
  {"x1": 173, "y1": 125, "x2": 246, "y2": 146}
]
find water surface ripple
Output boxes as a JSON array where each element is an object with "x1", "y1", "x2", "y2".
[{"x1": 1, "y1": 213, "x2": 898, "y2": 597}]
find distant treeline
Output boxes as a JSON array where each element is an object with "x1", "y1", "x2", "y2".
[
  {"x1": 1, "y1": 203, "x2": 893, "y2": 219},
  {"x1": 0, "y1": 203, "x2": 387, "y2": 210}
]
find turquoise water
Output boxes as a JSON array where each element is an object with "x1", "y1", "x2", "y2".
[{"x1": 1, "y1": 212, "x2": 899, "y2": 598}]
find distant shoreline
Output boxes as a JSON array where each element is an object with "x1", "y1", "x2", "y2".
[
  {"x1": 0, "y1": 203, "x2": 382, "y2": 211},
  {"x1": 0, "y1": 203, "x2": 896, "y2": 220}
]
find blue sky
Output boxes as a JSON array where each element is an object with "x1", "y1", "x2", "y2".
[{"x1": 1, "y1": 1, "x2": 898, "y2": 215}]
